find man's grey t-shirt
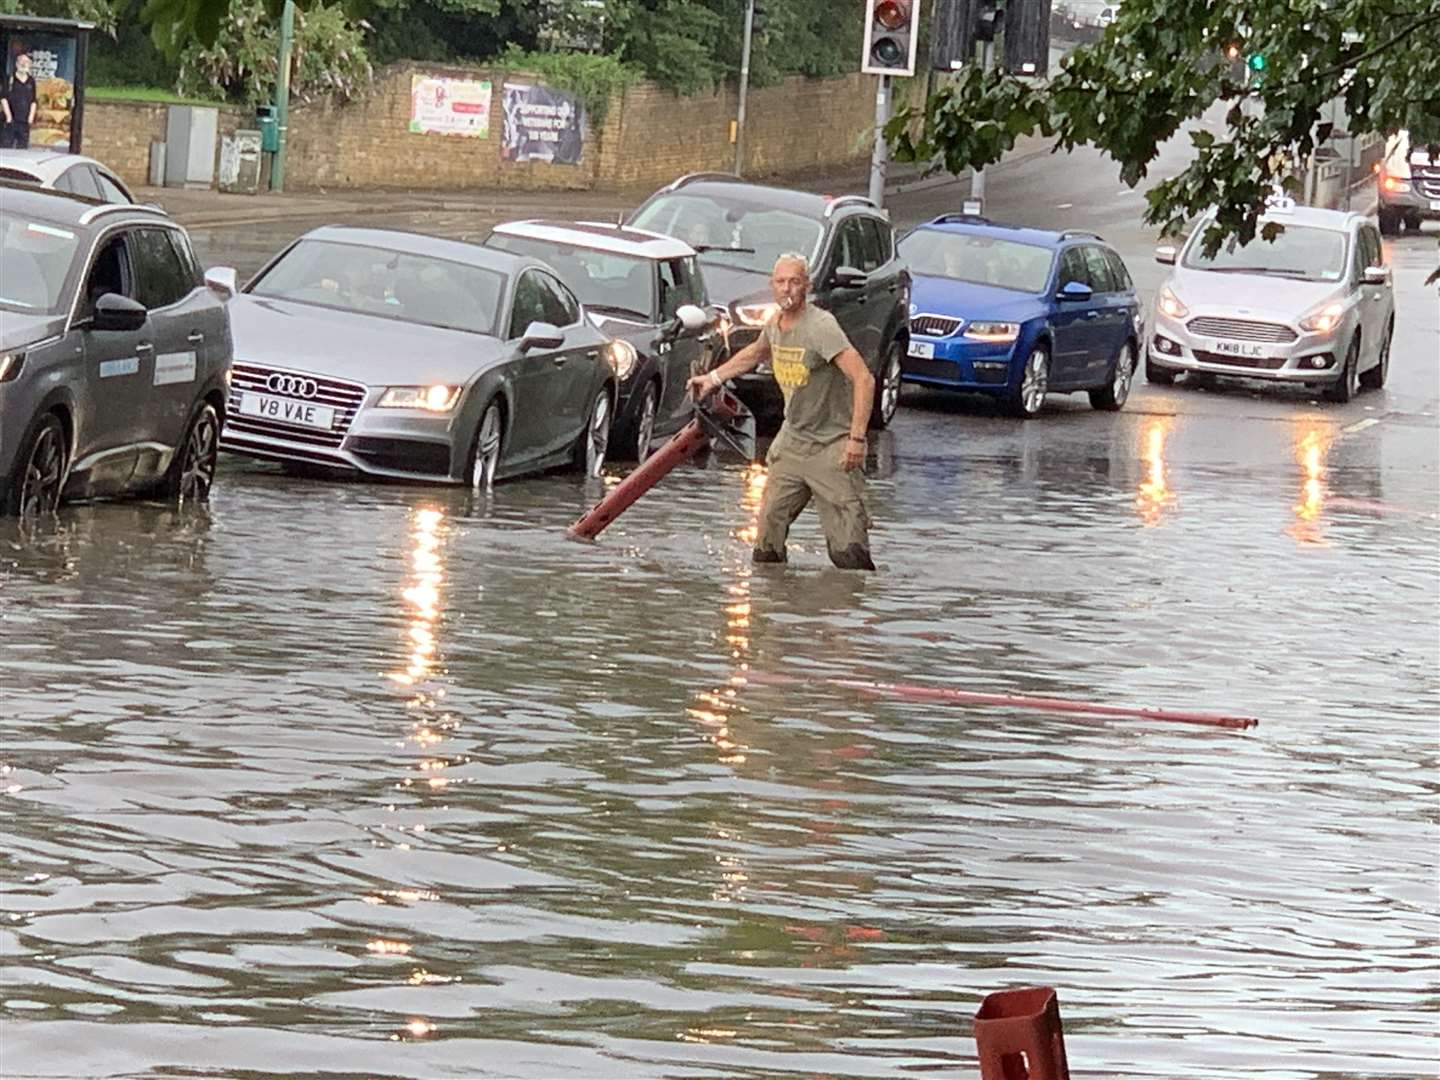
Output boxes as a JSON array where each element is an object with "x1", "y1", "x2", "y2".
[{"x1": 764, "y1": 304, "x2": 855, "y2": 447}]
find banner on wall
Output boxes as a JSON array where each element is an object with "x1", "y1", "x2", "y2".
[
  {"x1": 6, "y1": 33, "x2": 77, "y2": 150},
  {"x1": 500, "y1": 81, "x2": 584, "y2": 166},
  {"x1": 409, "y1": 74, "x2": 492, "y2": 137}
]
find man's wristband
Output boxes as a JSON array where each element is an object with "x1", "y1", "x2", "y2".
[
  {"x1": 847, "y1": 435, "x2": 866, "y2": 444},
  {"x1": 708, "y1": 370, "x2": 723, "y2": 388}
]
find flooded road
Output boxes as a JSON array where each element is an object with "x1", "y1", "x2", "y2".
[{"x1": 4, "y1": 163, "x2": 1440, "y2": 1075}]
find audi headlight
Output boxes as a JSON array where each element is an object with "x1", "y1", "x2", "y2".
[
  {"x1": 0, "y1": 351, "x2": 24, "y2": 383},
  {"x1": 1299, "y1": 302, "x2": 1346, "y2": 335},
  {"x1": 1157, "y1": 285, "x2": 1189, "y2": 320},
  {"x1": 378, "y1": 385, "x2": 461, "y2": 412},
  {"x1": 963, "y1": 321, "x2": 1021, "y2": 343},
  {"x1": 604, "y1": 339, "x2": 638, "y2": 380},
  {"x1": 735, "y1": 302, "x2": 778, "y2": 327}
]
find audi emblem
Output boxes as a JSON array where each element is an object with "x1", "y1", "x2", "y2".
[{"x1": 266, "y1": 373, "x2": 318, "y2": 399}]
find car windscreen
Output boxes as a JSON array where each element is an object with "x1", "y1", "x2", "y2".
[
  {"x1": 898, "y1": 229, "x2": 1055, "y2": 294},
  {"x1": 0, "y1": 211, "x2": 81, "y2": 314},
  {"x1": 629, "y1": 193, "x2": 823, "y2": 275},
  {"x1": 247, "y1": 239, "x2": 505, "y2": 334},
  {"x1": 488, "y1": 233, "x2": 653, "y2": 320},
  {"x1": 1182, "y1": 222, "x2": 1348, "y2": 282}
]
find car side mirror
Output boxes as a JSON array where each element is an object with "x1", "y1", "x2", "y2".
[
  {"x1": 1155, "y1": 244, "x2": 1178, "y2": 265},
  {"x1": 1362, "y1": 265, "x2": 1390, "y2": 286},
  {"x1": 668, "y1": 303, "x2": 710, "y2": 338},
  {"x1": 205, "y1": 266, "x2": 238, "y2": 298},
  {"x1": 1058, "y1": 280, "x2": 1093, "y2": 302},
  {"x1": 91, "y1": 292, "x2": 148, "y2": 332},
  {"x1": 518, "y1": 321, "x2": 564, "y2": 352},
  {"x1": 829, "y1": 265, "x2": 868, "y2": 290}
]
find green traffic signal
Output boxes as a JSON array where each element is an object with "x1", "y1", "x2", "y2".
[{"x1": 1247, "y1": 53, "x2": 1266, "y2": 71}]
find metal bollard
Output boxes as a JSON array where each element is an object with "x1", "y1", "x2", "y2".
[{"x1": 973, "y1": 987, "x2": 1071, "y2": 1080}]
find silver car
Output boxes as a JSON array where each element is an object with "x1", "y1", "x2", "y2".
[
  {"x1": 1148, "y1": 203, "x2": 1394, "y2": 403},
  {"x1": 1, "y1": 183, "x2": 233, "y2": 518},
  {"x1": 217, "y1": 226, "x2": 622, "y2": 488}
]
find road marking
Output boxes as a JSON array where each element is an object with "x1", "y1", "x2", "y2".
[
  {"x1": 1340, "y1": 417, "x2": 1381, "y2": 435},
  {"x1": 1056, "y1": 202, "x2": 1074, "y2": 209}
]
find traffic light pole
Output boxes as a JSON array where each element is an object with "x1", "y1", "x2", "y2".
[
  {"x1": 270, "y1": 0, "x2": 295, "y2": 192},
  {"x1": 968, "y1": 39, "x2": 993, "y2": 209},
  {"x1": 868, "y1": 75, "x2": 890, "y2": 207},
  {"x1": 733, "y1": 0, "x2": 755, "y2": 176}
]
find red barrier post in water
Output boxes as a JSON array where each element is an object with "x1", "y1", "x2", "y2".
[
  {"x1": 567, "y1": 389, "x2": 747, "y2": 542},
  {"x1": 974, "y1": 986, "x2": 1071, "y2": 1080}
]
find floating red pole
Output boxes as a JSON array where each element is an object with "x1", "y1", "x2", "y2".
[
  {"x1": 974, "y1": 987, "x2": 1071, "y2": 1080},
  {"x1": 747, "y1": 672, "x2": 1259, "y2": 730},
  {"x1": 567, "y1": 389, "x2": 747, "y2": 542}
]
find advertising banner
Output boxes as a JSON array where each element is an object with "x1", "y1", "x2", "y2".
[
  {"x1": 5, "y1": 33, "x2": 77, "y2": 150},
  {"x1": 409, "y1": 74, "x2": 492, "y2": 138},
  {"x1": 501, "y1": 81, "x2": 585, "y2": 166}
]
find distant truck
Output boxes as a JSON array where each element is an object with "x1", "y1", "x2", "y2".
[{"x1": 1377, "y1": 130, "x2": 1440, "y2": 236}]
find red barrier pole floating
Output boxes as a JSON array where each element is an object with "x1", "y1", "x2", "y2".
[
  {"x1": 747, "y1": 671, "x2": 1259, "y2": 730},
  {"x1": 974, "y1": 986, "x2": 1072, "y2": 1080},
  {"x1": 567, "y1": 389, "x2": 748, "y2": 542}
]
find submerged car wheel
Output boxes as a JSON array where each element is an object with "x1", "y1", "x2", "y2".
[
  {"x1": 1325, "y1": 336, "x2": 1361, "y2": 404},
  {"x1": 6, "y1": 413, "x2": 68, "y2": 520},
  {"x1": 469, "y1": 401, "x2": 504, "y2": 493},
  {"x1": 165, "y1": 402, "x2": 219, "y2": 504},
  {"x1": 871, "y1": 341, "x2": 903, "y2": 429},
  {"x1": 576, "y1": 388, "x2": 611, "y2": 478},
  {"x1": 634, "y1": 381, "x2": 659, "y2": 463},
  {"x1": 1007, "y1": 346, "x2": 1049, "y2": 418},
  {"x1": 1360, "y1": 318, "x2": 1392, "y2": 390},
  {"x1": 1090, "y1": 341, "x2": 1136, "y2": 411}
]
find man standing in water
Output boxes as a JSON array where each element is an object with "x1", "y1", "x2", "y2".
[{"x1": 689, "y1": 253, "x2": 877, "y2": 570}]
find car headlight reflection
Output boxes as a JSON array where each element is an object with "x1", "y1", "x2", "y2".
[
  {"x1": 963, "y1": 321, "x2": 1021, "y2": 343},
  {"x1": 604, "y1": 339, "x2": 639, "y2": 380},
  {"x1": 0, "y1": 351, "x2": 25, "y2": 382},
  {"x1": 1299, "y1": 302, "x2": 1346, "y2": 335},
  {"x1": 378, "y1": 385, "x2": 461, "y2": 412},
  {"x1": 1157, "y1": 285, "x2": 1189, "y2": 320},
  {"x1": 735, "y1": 302, "x2": 778, "y2": 327}
]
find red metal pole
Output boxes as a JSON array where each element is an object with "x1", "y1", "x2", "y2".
[{"x1": 567, "y1": 389, "x2": 747, "y2": 542}]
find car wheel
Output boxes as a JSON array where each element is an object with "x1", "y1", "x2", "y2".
[
  {"x1": 1360, "y1": 318, "x2": 1393, "y2": 390},
  {"x1": 163, "y1": 401, "x2": 220, "y2": 505},
  {"x1": 468, "y1": 400, "x2": 504, "y2": 493},
  {"x1": 5, "y1": 412, "x2": 68, "y2": 520},
  {"x1": 1378, "y1": 207, "x2": 1401, "y2": 236},
  {"x1": 1090, "y1": 340, "x2": 1136, "y2": 411},
  {"x1": 870, "y1": 341, "x2": 903, "y2": 429},
  {"x1": 1324, "y1": 336, "x2": 1361, "y2": 403},
  {"x1": 1006, "y1": 346, "x2": 1049, "y2": 419},
  {"x1": 1145, "y1": 354, "x2": 1176, "y2": 385},
  {"x1": 633, "y1": 381, "x2": 659, "y2": 463},
  {"x1": 1405, "y1": 212, "x2": 1423, "y2": 232},
  {"x1": 574, "y1": 387, "x2": 611, "y2": 477}
]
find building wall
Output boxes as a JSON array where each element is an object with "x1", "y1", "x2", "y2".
[{"x1": 83, "y1": 62, "x2": 913, "y2": 194}]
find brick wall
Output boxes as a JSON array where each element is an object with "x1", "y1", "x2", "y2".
[{"x1": 85, "y1": 62, "x2": 921, "y2": 194}]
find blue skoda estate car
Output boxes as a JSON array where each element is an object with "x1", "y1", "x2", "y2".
[{"x1": 897, "y1": 216, "x2": 1142, "y2": 418}]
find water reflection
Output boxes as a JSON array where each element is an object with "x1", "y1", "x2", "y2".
[
  {"x1": 1288, "y1": 426, "x2": 1331, "y2": 546},
  {"x1": 1135, "y1": 418, "x2": 1177, "y2": 527}
]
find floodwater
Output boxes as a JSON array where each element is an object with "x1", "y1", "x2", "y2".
[{"x1": 3, "y1": 382, "x2": 1437, "y2": 1078}]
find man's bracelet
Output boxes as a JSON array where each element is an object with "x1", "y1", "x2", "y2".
[
  {"x1": 847, "y1": 435, "x2": 866, "y2": 444},
  {"x1": 708, "y1": 370, "x2": 723, "y2": 388}
]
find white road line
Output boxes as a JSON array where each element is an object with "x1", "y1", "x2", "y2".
[
  {"x1": 1340, "y1": 417, "x2": 1382, "y2": 436},
  {"x1": 1056, "y1": 203, "x2": 1074, "y2": 209}
]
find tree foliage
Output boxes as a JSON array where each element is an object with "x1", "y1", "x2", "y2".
[
  {"x1": 0, "y1": 0, "x2": 120, "y2": 33},
  {"x1": 888, "y1": 0, "x2": 1440, "y2": 260}
]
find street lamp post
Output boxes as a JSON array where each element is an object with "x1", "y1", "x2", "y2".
[
  {"x1": 734, "y1": 0, "x2": 755, "y2": 175},
  {"x1": 270, "y1": 0, "x2": 295, "y2": 193}
]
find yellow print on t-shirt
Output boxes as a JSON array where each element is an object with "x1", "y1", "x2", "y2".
[{"x1": 771, "y1": 345, "x2": 809, "y2": 403}]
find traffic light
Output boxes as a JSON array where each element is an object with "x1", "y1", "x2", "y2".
[
  {"x1": 1246, "y1": 52, "x2": 1266, "y2": 72},
  {"x1": 1002, "y1": 0, "x2": 1050, "y2": 75},
  {"x1": 862, "y1": 0, "x2": 921, "y2": 76},
  {"x1": 931, "y1": 0, "x2": 1006, "y2": 71},
  {"x1": 751, "y1": 0, "x2": 767, "y2": 35}
]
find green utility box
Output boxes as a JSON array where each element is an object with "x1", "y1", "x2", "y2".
[{"x1": 255, "y1": 105, "x2": 279, "y2": 152}]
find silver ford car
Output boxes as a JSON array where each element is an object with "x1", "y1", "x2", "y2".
[
  {"x1": 217, "y1": 226, "x2": 622, "y2": 488},
  {"x1": 1147, "y1": 203, "x2": 1394, "y2": 403}
]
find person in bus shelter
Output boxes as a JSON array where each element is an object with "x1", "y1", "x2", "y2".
[{"x1": 1, "y1": 52, "x2": 37, "y2": 149}]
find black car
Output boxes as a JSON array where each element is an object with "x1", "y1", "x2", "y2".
[
  {"x1": 627, "y1": 174, "x2": 909, "y2": 432},
  {"x1": 485, "y1": 220, "x2": 716, "y2": 462},
  {"x1": 0, "y1": 182, "x2": 233, "y2": 519}
]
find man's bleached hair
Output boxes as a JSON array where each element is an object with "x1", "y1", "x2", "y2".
[{"x1": 773, "y1": 252, "x2": 810, "y2": 275}]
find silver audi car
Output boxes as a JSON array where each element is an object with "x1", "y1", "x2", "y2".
[
  {"x1": 217, "y1": 226, "x2": 623, "y2": 488},
  {"x1": 1148, "y1": 203, "x2": 1394, "y2": 403}
]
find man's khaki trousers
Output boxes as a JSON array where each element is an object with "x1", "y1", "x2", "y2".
[{"x1": 753, "y1": 431, "x2": 875, "y2": 570}]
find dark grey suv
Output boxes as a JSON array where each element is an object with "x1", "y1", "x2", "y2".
[
  {"x1": 628, "y1": 174, "x2": 910, "y2": 432},
  {"x1": 0, "y1": 183, "x2": 232, "y2": 519}
]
